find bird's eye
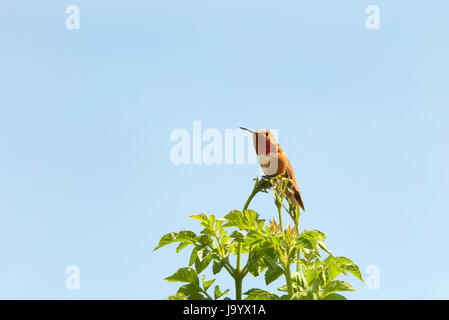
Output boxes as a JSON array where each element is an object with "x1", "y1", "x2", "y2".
[{"x1": 265, "y1": 132, "x2": 268, "y2": 137}]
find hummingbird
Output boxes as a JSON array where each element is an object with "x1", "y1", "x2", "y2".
[{"x1": 240, "y1": 127, "x2": 305, "y2": 211}]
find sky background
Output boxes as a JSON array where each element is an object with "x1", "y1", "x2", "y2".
[{"x1": 0, "y1": 1, "x2": 448, "y2": 299}]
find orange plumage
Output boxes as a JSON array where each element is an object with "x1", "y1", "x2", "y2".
[{"x1": 241, "y1": 127, "x2": 305, "y2": 211}]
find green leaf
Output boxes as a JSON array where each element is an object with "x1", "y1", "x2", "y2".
[
  {"x1": 334, "y1": 256, "x2": 353, "y2": 265},
  {"x1": 347, "y1": 264, "x2": 364, "y2": 282},
  {"x1": 304, "y1": 230, "x2": 326, "y2": 240},
  {"x1": 244, "y1": 289, "x2": 279, "y2": 300},
  {"x1": 290, "y1": 291, "x2": 309, "y2": 300},
  {"x1": 326, "y1": 256, "x2": 343, "y2": 282},
  {"x1": 325, "y1": 280, "x2": 355, "y2": 293},
  {"x1": 317, "y1": 239, "x2": 332, "y2": 255},
  {"x1": 230, "y1": 230, "x2": 246, "y2": 242},
  {"x1": 263, "y1": 254, "x2": 281, "y2": 271},
  {"x1": 212, "y1": 259, "x2": 224, "y2": 274},
  {"x1": 246, "y1": 231, "x2": 264, "y2": 245},
  {"x1": 332, "y1": 256, "x2": 364, "y2": 282},
  {"x1": 200, "y1": 228, "x2": 214, "y2": 235},
  {"x1": 196, "y1": 247, "x2": 212, "y2": 262},
  {"x1": 195, "y1": 252, "x2": 213, "y2": 273},
  {"x1": 243, "y1": 209, "x2": 261, "y2": 227},
  {"x1": 154, "y1": 230, "x2": 196, "y2": 251},
  {"x1": 175, "y1": 230, "x2": 197, "y2": 242},
  {"x1": 265, "y1": 266, "x2": 283, "y2": 285},
  {"x1": 195, "y1": 235, "x2": 213, "y2": 246},
  {"x1": 310, "y1": 278, "x2": 320, "y2": 292},
  {"x1": 200, "y1": 275, "x2": 215, "y2": 291},
  {"x1": 295, "y1": 235, "x2": 315, "y2": 250},
  {"x1": 291, "y1": 272, "x2": 308, "y2": 290},
  {"x1": 167, "y1": 292, "x2": 188, "y2": 300},
  {"x1": 214, "y1": 285, "x2": 229, "y2": 300},
  {"x1": 277, "y1": 284, "x2": 288, "y2": 292},
  {"x1": 177, "y1": 283, "x2": 201, "y2": 297},
  {"x1": 189, "y1": 246, "x2": 199, "y2": 266},
  {"x1": 189, "y1": 214, "x2": 209, "y2": 224},
  {"x1": 324, "y1": 293, "x2": 347, "y2": 300},
  {"x1": 176, "y1": 242, "x2": 191, "y2": 253},
  {"x1": 164, "y1": 267, "x2": 199, "y2": 286},
  {"x1": 153, "y1": 232, "x2": 177, "y2": 251},
  {"x1": 223, "y1": 210, "x2": 244, "y2": 228}
]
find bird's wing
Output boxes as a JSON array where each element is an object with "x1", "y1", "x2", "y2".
[{"x1": 285, "y1": 158, "x2": 305, "y2": 211}]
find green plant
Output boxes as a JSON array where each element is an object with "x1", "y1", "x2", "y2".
[{"x1": 154, "y1": 176, "x2": 363, "y2": 300}]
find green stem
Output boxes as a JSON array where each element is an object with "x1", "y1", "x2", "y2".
[
  {"x1": 296, "y1": 250, "x2": 301, "y2": 272},
  {"x1": 243, "y1": 187, "x2": 259, "y2": 211},
  {"x1": 294, "y1": 218, "x2": 301, "y2": 272},
  {"x1": 285, "y1": 262, "x2": 294, "y2": 299},
  {"x1": 277, "y1": 201, "x2": 284, "y2": 232},
  {"x1": 236, "y1": 233, "x2": 242, "y2": 276},
  {"x1": 234, "y1": 180, "x2": 261, "y2": 300},
  {"x1": 235, "y1": 275, "x2": 242, "y2": 300}
]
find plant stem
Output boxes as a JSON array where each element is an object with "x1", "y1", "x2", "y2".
[
  {"x1": 296, "y1": 250, "x2": 301, "y2": 272},
  {"x1": 294, "y1": 217, "x2": 301, "y2": 272},
  {"x1": 285, "y1": 262, "x2": 294, "y2": 299},
  {"x1": 243, "y1": 187, "x2": 259, "y2": 212},
  {"x1": 277, "y1": 202, "x2": 284, "y2": 232},
  {"x1": 234, "y1": 274, "x2": 242, "y2": 300},
  {"x1": 234, "y1": 180, "x2": 261, "y2": 300}
]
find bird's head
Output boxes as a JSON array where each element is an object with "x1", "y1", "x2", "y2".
[{"x1": 240, "y1": 127, "x2": 278, "y2": 155}]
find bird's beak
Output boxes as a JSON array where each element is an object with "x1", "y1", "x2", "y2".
[{"x1": 240, "y1": 127, "x2": 255, "y2": 134}]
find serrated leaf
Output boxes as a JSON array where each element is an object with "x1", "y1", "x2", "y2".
[
  {"x1": 195, "y1": 234, "x2": 213, "y2": 246},
  {"x1": 167, "y1": 292, "x2": 188, "y2": 300},
  {"x1": 164, "y1": 267, "x2": 199, "y2": 286},
  {"x1": 291, "y1": 271, "x2": 308, "y2": 290},
  {"x1": 317, "y1": 239, "x2": 332, "y2": 255},
  {"x1": 263, "y1": 255, "x2": 280, "y2": 271},
  {"x1": 196, "y1": 247, "x2": 211, "y2": 262},
  {"x1": 277, "y1": 284, "x2": 288, "y2": 292},
  {"x1": 189, "y1": 246, "x2": 199, "y2": 266},
  {"x1": 178, "y1": 283, "x2": 201, "y2": 296},
  {"x1": 290, "y1": 291, "x2": 309, "y2": 300},
  {"x1": 153, "y1": 232, "x2": 177, "y2": 251},
  {"x1": 324, "y1": 293, "x2": 347, "y2": 300},
  {"x1": 295, "y1": 236, "x2": 315, "y2": 250},
  {"x1": 347, "y1": 264, "x2": 364, "y2": 282},
  {"x1": 325, "y1": 280, "x2": 355, "y2": 293},
  {"x1": 212, "y1": 259, "x2": 224, "y2": 274},
  {"x1": 154, "y1": 230, "x2": 197, "y2": 251},
  {"x1": 223, "y1": 210, "x2": 244, "y2": 228},
  {"x1": 214, "y1": 285, "x2": 229, "y2": 300},
  {"x1": 326, "y1": 256, "x2": 343, "y2": 282},
  {"x1": 195, "y1": 252, "x2": 213, "y2": 273},
  {"x1": 175, "y1": 230, "x2": 197, "y2": 242},
  {"x1": 176, "y1": 241, "x2": 191, "y2": 253},
  {"x1": 244, "y1": 289, "x2": 279, "y2": 300},
  {"x1": 230, "y1": 230, "x2": 246, "y2": 242},
  {"x1": 200, "y1": 275, "x2": 216, "y2": 291},
  {"x1": 189, "y1": 214, "x2": 209, "y2": 224},
  {"x1": 265, "y1": 266, "x2": 283, "y2": 285},
  {"x1": 334, "y1": 256, "x2": 353, "y2": 265},
  {"x1": 243, "y1": 209, "x2": 260, "y2": 227},
  {"x1": 246, "y1": 231, "x2": 264, "y2": 245}
]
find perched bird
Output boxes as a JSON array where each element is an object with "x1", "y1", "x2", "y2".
[{"x1": 240, "y1": 127, "x2": 305, "y2": 211}]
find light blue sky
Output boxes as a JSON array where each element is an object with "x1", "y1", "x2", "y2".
[{"x1": 0, "y1": 1, "x2": 448, "y2": 299}]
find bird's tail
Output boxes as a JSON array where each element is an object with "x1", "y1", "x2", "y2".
[
  {"x1": 285, "y1": 183, "x2": 305, "y2": 211},
  {"x1": 294, "y1": 188, "x2": 305, "y2": 211}
]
